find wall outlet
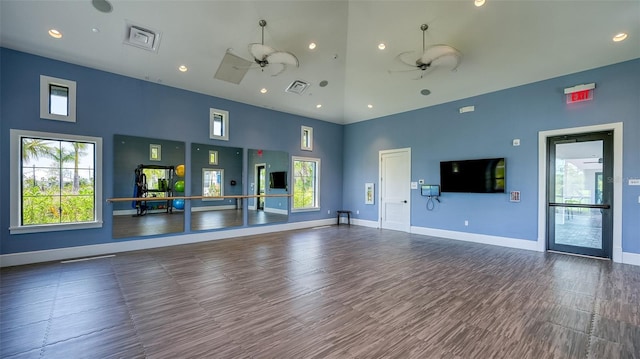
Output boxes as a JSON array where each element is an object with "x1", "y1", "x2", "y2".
[
  {"x1": 356, "y1": 210, "x2": 360, "y2": 214},
  {"x1": 327, "y1": 210, "x2": 330, "y2": 214},
  {"x1": 464, "y1": 220, "x2": 469, "y2": 226}
]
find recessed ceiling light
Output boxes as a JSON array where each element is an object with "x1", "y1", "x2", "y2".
[
  {"x1": 91, "y1": 27, "x2": 100, "y2": 33},
  {"x1": 308, "y1": 42, "x2": 317, "y2": 50},
  {"x1": 420, "y1": 89, "x2": 431, "y2": 96},
  {"x1": 475, "y1": 0, "x2": 486, "y2": 7},
  {"x1": 260, "y1": 88, "x2": 267, "y2": 94},
  {"x1": 178, "y1": 65, "x2": 188, "y2": 72},
  {"x1": 613, "y1": 33, "x2": 628, "y2": 42},
  {"x1": 367, "y1": 104, "x2": 373, "y2": 109},
  {"x1": 48, "y1": 29, "x2": 62, "y2": 39},
  {"x1": 316, "y1": 104, "x2": 322, "y2": 108},
  {"x1": 378, "y1": 43, "x2": 386, "y2": 50}
]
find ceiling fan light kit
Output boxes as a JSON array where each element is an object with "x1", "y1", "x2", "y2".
[
  {"x1": 392, "y1": 23, "x2": 462, "y2": 79},
  {"x1": 247, "y1": 19, "x2": 299, "y2": 76}
]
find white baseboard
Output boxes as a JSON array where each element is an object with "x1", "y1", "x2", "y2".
[
  {"x1": 191, "y1": 205, "x2": 237, "y2": 212},
  {"x1": 411, "y1": 226, "x2": 540, "y2": 252},
  {"x1": 622, "y1": 251, "x2": 640, "y2": 266},
  {"x1": 352, "y1": 218, "x2": 379, "y2": 228},
  {"x1": 0, "y1": 218, "x2": 335, "y2": 267},
  {"x1": 264, "y1": 207, "x2": 288, "y2": 215},
  {"x1": 4, "y1": 221, "x2": 637, "y2": 268}
]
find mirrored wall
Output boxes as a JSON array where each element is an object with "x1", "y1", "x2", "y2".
[
  {"x1": 247, "y1": 149, "x2": 289, "y2": 226},
  {"x1": 112, "y1": 135, "x2": 185, "y2": 238},
  {"x1": 190, "y1": 143, "x2": 243, "y2": 231}
]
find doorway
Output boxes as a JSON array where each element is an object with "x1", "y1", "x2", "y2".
[
  {"x1": 379, "y1": 148, "x2": 411, "y2": 232},
  {"x1": 256, "y1": 164, "x2": 265, "y2": 211},
  {"x1": 547, "y1": 131, "x2": 613, "y2": 258}
]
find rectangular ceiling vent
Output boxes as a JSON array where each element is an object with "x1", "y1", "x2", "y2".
[
  {"x1": 124, "y1": 21, "x2": 161, "y2": 53},
  {"x1": 285, "y1": 80, "x2": 309, "y2": 95}
]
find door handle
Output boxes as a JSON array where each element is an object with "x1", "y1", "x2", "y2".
[{"x1": 403, "y1": 200, "x2": 407, "y2": 203}]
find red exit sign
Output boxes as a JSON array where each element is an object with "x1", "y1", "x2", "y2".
[
  {"x1": 564, "y1": 83, "x2": 595, "y2": 104},
  {"x1": 567, "y1": 89, "x2": 593, "y2": 104}
]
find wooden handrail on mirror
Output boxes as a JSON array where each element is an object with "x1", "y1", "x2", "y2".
[{"x1": 106, "y1": 194, "x2": 292, "y2": 203}]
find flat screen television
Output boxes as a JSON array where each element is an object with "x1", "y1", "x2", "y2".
[
  {"x1": 269, "y1": 171, "x2": 287, "y2": 189},
  {"x1": 440, "y1": 158, "x2": 505, "y2": 193}
]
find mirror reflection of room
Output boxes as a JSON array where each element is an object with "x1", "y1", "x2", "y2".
[
  {"x1": 190, "y1": 143, "x2": 243, "y2": 231},
  {"x1": 112, "y1": 135, "x2": 185, "y2": 238},
  {"x1": 247, "y1": 149, "x2": 289, "y2": 226}
]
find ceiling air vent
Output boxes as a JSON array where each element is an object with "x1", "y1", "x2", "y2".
[
  {"x1": 124, "y1": 21, "x2": 161, "y2": 53},
  {"x1": 285, "y1": 80, "x2": 309, "y2": 95}
]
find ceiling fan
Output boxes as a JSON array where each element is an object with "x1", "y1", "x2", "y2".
[
  {"x1": 244, "y1": 19, "x2": 299, "y2": 76},
  {"x1": 390, "y1": 24, "x2": 462, "y2": 79}
]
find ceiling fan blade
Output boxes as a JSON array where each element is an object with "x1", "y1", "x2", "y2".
[
  {"x1": 249, "y1": 43, "x2": 276, "y2": 61},
  {"x1": 396, "y1": 51, "x2": 420, "y2": 67},
  {"x1": 267, "y1": 51, "x2": 299, "y2": 67},
  {"x1": 420, "y1": 45, "x2": 462, "y2": 70},
  {"x1": 387, "y1": 68, "x2": 420, "y2": 74}
]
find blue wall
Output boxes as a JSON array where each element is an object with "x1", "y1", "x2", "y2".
[
  {"x1": 343, "y1": 58, "x2": 640, "y2": 253},
  {"x1": 0, "y1": 48, "x2": 344, "y2": 254},
  {"x1": 1, "y1": 47, "x2": 638, "y2": 256}
]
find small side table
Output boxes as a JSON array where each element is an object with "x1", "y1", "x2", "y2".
[{"x1": 336, "y1": 210, "x2": 351, "y2": 225}]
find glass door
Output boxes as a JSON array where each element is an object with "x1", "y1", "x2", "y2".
[
  {"x1": 547, "y1": 131, "x2": 613, "y2": 258},
  {"x1": 257, "y1": 165, "x2": 265, "y2": 211}
]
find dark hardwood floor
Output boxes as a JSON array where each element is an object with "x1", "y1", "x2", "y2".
[{"x1": 1, "y1": 226, "x2": 639, "y2": 358}]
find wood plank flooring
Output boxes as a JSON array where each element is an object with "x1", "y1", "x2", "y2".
[{"x1": 1, "y1": 226, "x2": 639, "y2": 358}]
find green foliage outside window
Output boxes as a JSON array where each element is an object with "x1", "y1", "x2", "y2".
[
  {"x1": 21, "y1": 138, "x2": 95, "y2": 225},
  {"x1": 293, "y1": 160, "x2": 317, "y2": 209}
]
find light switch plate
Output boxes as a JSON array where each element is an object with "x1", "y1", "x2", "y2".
[
  {"x1": 411, "y1": 182, "x2": 418, "y2": 189},
  {"x1": 629, "y1": 179, "x2": 640, "y2": 186}
]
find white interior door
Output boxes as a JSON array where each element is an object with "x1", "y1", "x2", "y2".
[{"x1": 379, "y1": 148, "x2": 411, "y2": 232}]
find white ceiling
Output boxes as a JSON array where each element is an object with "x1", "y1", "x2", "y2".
[{"x1": 1, "y1": 0, "x2": 638, "y2": 125}]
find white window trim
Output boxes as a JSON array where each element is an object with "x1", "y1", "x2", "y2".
[
  {"x1": 202, "y1": 168, "x2": 224, "y2": 201},
  {"x1": 149, "y1": 144, "x2": 162, "y2": 161},
  {"x1": 40, "y1": 75, "x2": 77, "y2": 123},
  {"x1": 209, "y1": 108, "x2": 229, "y2": 141},
  {"x1": 9, "y1": 129, "x2": 103, "y2": 234},
  {"x1": 291, "y1": 156, "x2": 321, "y2": 213},
  {"x1": 301, "y1": 126, "x2": 313, "y2": 151}
]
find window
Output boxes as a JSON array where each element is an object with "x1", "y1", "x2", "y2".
[
  {"x1": 203, "y1": 168, "x2": 223, "y2": 200},
  {"x1": 301, "y1": 126, "x2": 313, "y2": 151},
  {"x1": 40, "y1": 75, "x2": 76, "y2": 122},
  {"x1": 49, "y1": 84, "x2": 69, "y2": 116},
  {"x1": 149, "y1": 144, "x2": 161, "y2": 161},
  {"x1": 10, "y1": 129, "x2": 103, "y2": 234},
  {"x1": 209, "y1": 150, "x2": 218, "y2": 165},
  {"x1": 292, "y1": 156, "x2": 320, "y2": 211},
  {"x1": 209, "y1": 108, "x2": 229, "y2": 141}
]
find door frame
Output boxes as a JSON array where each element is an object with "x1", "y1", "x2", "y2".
[
  {"x1": 537, "y1": 122, "x2": 623, "y2": 262},
  {"x1": 378, "y1": 147, "x2": 412, "y2": 232}
]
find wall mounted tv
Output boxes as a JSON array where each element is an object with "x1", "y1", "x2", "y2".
[
  {"x1": 440, "y1": 158, "x2": 505, "y2": 193},
  {"x1": 269, "y1": 171, "x2": 287, "y2": 189}
]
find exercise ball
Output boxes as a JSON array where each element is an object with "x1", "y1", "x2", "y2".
[
  {"x1": 174, "y1": 180, "x2": 185, "y2": 192},
  {"x1": 176, "y1": 164, "x2": 185, "y2": 177},
  {"x1": 173, "y1": 199, "x2": 185, "y2": 210}
]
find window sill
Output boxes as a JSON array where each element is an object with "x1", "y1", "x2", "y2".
[
  {"x1": 291, "y1": 208, "x2": 320, "y2": 213},
  {"x1": 9, "y1": 221, "x2": 103, "y2": 235}
]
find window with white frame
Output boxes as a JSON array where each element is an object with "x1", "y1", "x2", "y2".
[
  {"x1": 292, "y1": 156, "x2": 320, "y2": 211},
  {"x1": 10, "y1": 129, "x2": 103, "y2": 234},
  {"x1": 203, "y1": 168, "x2": 223, "y2": 200},
  {"x1": 40, "y1": 75, "x2": 77, "y2": 122},
  {"x1": 301, "y1": 126, "x2": 313, "y2": 151},
  {"x1": 209, "y1": 108, "x2": 229, "y2": 141}
]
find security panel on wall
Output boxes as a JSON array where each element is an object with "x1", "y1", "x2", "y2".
[
  {"x1": 420, "y1": 184, "x2": 441, "y2": 197},
  {"x1": 421, "y1": 184, "x2": 441, "y2": 211}
]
